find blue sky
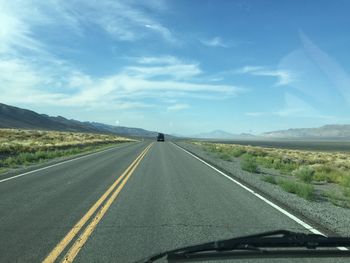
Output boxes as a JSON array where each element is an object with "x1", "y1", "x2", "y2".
[{"x1": 1, "y1": 0, "x2": 350, "y2": 135}]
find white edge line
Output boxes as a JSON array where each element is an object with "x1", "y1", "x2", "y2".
[
  {"x1": 0, "y1": 142, "x2": 138, "y2": 184},
  {"x1": 171, "y1": 142, "x2": 348, "y2": 250}
]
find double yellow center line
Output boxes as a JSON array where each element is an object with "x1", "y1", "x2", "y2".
[{"x1": 43, "y1": 143, "x2": 153, "y2": 263}]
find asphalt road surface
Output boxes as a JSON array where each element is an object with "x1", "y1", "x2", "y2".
[{"x1": 0, "y1": 141, "x2": 348, "y2": 262}]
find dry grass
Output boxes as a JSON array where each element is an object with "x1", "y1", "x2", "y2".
[
  {"x1": 0, "y1": 128, "x2": 135, "y2": 171},
  {"x1": 196, "y1": 141, "x2": 350, "y2": 177},
  {"x1": 0, "y1": 128, "x2": 132, "y2": 153},
  {"x1": 192, "y1": 141, "x2": 350, "y2": 205}
]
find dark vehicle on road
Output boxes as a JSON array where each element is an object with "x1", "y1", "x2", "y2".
[{"x1": 157, "y1": 133, "x2": 165, "y2": 142}]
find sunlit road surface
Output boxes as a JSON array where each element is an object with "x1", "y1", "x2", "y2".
[{"x1": 0, "y1": 141, "x2": 348, "y2": 263}]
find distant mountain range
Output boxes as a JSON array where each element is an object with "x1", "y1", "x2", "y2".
[
  {"x1": 191, "y1": 130, "x2": 255, "y2": 139},
  {"x1": 1, "y1": 103, "x2": 350, "y2": 140},
  {"x1": 190, "y1": 125, "x2": 350, "y2": 140},
  {"x1": 86, "y1": 122, "x2": 160, "y2": 137},
  {"x1": 0, "y1": 103, "x2": 161, "y2": 138},
  {"x1": 261, "y1": 125, "x2": 350, "y2": 139}
]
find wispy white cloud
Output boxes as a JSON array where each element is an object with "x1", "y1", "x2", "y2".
[
  {"x1": 235, "y1": 66, "x2": 264, "y2": 74},
  {"x1": 134, "y1": 0, "x2": 168, "y2": 12},
  {"x1": 130, "y1": 56, "x2": 201, "y2": 79},
  {"x1": 144, "y1": 24, "x2": 177, "y2": 43},
  {"x1": 125, "y1": 64, "x2": 201, "y2": 79},
  {"x1": 245, "y1": 112, "x2": 265, "y2": 117},
  {"x1": 236, "y1": 65, "x2": 294, "y2": 86},
  {"x1": 201, "y1": 37, "x2": 228, "y2": 48},
  {"x1": 0, "y1": 5, "x2": 42, "y2": 54},
  {"x1": 0, "y1": 1, "x2": 88, "y2": 55},
  {"x1": 0, "y1": 54, "x2": 243, "y2": 109},
  {"x1": 167, "y1": 103, "x2": 190, "y2": 111},
  {"x1": 0, "y1": 0, "x2": 177, "y2": 52},
  {"x1": 84, "y1": 0, "x2": 177, "y2": 43},
  {"x1": 200, "y1": 37, "x2": 250, "y2": 48},
  {"x1": 137, "y1": 56, "x2": 180, "y2": 65},
  {"x1": 252, "y1": 69, "x2": 293, "y2": 86}
]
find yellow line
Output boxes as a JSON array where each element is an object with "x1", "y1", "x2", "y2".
[
  {"x1": 42, "y1": 143, "x2": 153, "y2": 263},
  {"x1": 61, "y1": 143, "x2": 153, "y2": 263}
]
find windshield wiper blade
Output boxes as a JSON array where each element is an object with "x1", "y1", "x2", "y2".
[{"x1": 137, "y1": 230, "x2": 350, "y2": 262}]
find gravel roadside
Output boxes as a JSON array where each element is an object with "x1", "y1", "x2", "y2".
[{"x1": 176, "y1": 141, "x2": 350, "y2": 237}]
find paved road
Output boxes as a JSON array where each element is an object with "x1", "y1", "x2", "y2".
[{"x1": 0, "y1": 141, "x2": 347, "y2": 262}]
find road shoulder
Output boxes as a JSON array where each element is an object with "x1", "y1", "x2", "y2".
[{"x1": 175, "y1": 141, "x2": 350, "y2": 237}]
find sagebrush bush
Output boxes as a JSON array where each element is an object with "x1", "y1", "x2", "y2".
[
  {"x1": 292, "y1": 166, "x2": 314, "y2": 183},
  {"x1": 278, "y1": 179, "x2": 314, "y2": 200},
  {"x1": 219, "y1": 152, "x2": 231, "y2": 161},
  {"x1": 340, "y1": 174, "x2": 350, "y2": 188},
  {"x1": 313, "y1": 166, "x2": 345, "y2": 183},
  {"x1": 271, "y1": 158, "x2": 298, "y2": 173},
  {"x1": 325, "y1": 190, "x2": 342, "y2": 207},
  {"x1": 262, "y1": 175, "x2": 277, "y2": 184},
  {"x1": 241, "y1": 154, "x2": 259, "y2": 173},
  {"x1": 231, "y1": 148, "x2": 245, "y2": 157},
  {"x1": 247, "y1": 148, "x2": 267, "y2": 157},
  {"x1": 343, "y1": 187, "x2": 350, "y2": 198}
]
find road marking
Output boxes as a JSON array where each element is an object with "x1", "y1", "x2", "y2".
[
  {"x1": 0, "y1": 142, "x2": 137, "y2": 184},
  {"x1": 171, "y1": 142, "x2": 348, "y2": 250},
  {"x1": 62, "y1": 144, "x2": 152, "y2": 262},
  {"x1": 42, "y1": 143, "x2": 153, "y2": 263}
]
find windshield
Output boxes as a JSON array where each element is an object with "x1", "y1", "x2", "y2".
[{"x1": 0, "y1": 0, "x2": 349, "y2": 262}]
